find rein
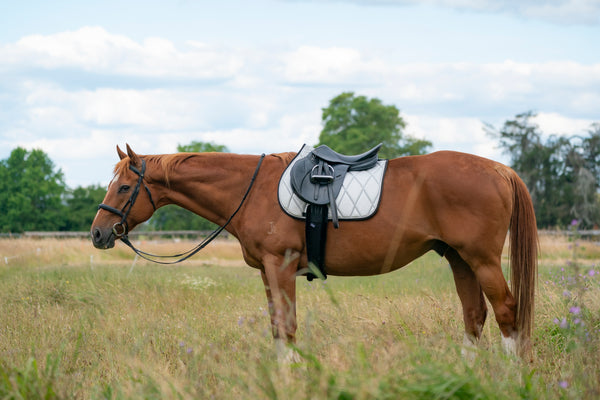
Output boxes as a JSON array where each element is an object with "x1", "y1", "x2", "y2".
[{"x1": 99, "y1": 154, "x2": 266, "y2": 264}]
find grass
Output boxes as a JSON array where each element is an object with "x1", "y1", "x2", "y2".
[{"x1": 0, "y1": 235, "x2": 598, "y2": 399}]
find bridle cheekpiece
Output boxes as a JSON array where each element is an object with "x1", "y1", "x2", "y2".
[{"x1": 98, "y1": 159, "x2": 156, "y2": 238}]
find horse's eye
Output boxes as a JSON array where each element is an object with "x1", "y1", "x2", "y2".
[{"x1": 118, "y1": 185, "x2": 131, "y2": 193}]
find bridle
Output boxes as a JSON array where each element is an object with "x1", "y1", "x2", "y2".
[
  {"x1": 98, "y1": 159, "x2": 156, "y2": 239},
  {"x1": 97, "y1": 154, "x2": 265, "y2": 264}
]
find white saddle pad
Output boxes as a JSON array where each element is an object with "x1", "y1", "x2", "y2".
[{"x1": 278, "y1": 144, "x2": 388, "y2": 221}]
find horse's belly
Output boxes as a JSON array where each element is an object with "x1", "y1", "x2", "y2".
[{"x1": 322, "y1": 239, "x2": 429, "y2": 276}]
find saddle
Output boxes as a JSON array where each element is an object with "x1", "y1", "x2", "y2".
[
  {"x1": 290, "y1": 144, "x2": 382, "y2": 228},
  {"x1": 289, "y1": 144, "x2": 383, "y2": 280}
]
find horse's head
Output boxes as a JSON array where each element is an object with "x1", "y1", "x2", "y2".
[{"x1": 91, "y1": 144, "x2": 157, "y2": 249}]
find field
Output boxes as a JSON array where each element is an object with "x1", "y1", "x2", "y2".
[{"x1": 0, "y1": 234, "x2": 598, "y2": 399}]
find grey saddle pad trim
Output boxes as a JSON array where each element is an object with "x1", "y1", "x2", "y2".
[{"x1": 278, "y1": 144, "x2": 388, "y2": 221}]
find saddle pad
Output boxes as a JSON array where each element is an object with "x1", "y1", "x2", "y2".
[{"x1": 278, "y1": 144, "x2": 388, "y2": 221}]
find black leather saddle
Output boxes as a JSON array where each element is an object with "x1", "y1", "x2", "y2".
[{"x1": 289, "y1": 143, "x2": 383, "y2": 281}]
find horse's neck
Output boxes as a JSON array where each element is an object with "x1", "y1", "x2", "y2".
[{"x1": 150, "y1": 153, "x2": 259, "y2": 226}]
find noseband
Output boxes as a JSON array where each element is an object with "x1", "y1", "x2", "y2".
[{"x1": 98, "y1": 159, "x2": 157, "y2": 238}]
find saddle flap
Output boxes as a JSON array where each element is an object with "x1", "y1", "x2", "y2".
[{"x1": 291, "y1": 157, "x2": 348, "y2": 205}]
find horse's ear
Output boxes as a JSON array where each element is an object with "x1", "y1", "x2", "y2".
[
  {"x1": 117, "y1": 145, "x2": 127, "y2": 160},
  {"x1": 126, "y1": 144, "x2": 141, "y2": 166}
]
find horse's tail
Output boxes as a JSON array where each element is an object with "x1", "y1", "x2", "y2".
[{"x1": 508, "y1": 172, "x2": 539, "y2": 355}]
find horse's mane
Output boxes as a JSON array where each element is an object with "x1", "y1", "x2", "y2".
[
  {"x1": 114, "y1": 151, "x2": 297, "y2": 185},
  {"x1": 113, "y1": 153, "x2": 197, "y2": 185}
]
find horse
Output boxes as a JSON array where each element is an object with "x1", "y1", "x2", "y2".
[{"x1": 91, "y1": 144, "x2": 538, "y2": 359}]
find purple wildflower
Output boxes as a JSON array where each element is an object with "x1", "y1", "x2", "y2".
[
  {"x1": 559, "y1": 380, "x2": 569, "y2": 389},
  {"x1": 570, "y1": 219, "x2": 579, "y2": 226},
  {"x1": 560, "y1": 318, "x2": 569, "y2": 329},
  {"x1": 569, "y1": 306, "x2": 581, "y2": 315}
]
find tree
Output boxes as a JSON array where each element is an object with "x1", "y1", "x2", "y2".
[
  {"x1": 177, "y1": 141, "x2": 229, "y2": 153},
  {"x1": 62, "y1": 185, "x2": 107, "y2": 231},
  {"x1": 486, "y1": 112, "x2": 600, "y2": 228},
  {"x1": 562, "y1": 125, "x2": 600, "y2": 228},
  {"x1": 147, "y1": 141, "x2": 228, "y2": 232},
  {"x1": 318, "y1": 92, "x2": 431, "y2": 158},
  {"x1": 0, "y1": 148, "x2": 67, "y2": 232}
]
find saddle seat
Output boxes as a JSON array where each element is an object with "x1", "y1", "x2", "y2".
[{"x1": 311, "y1": 144, "x2": 382, "y2": 171}]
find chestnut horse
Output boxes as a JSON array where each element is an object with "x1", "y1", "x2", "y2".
[{"x1": 91, "y1": 145, "x2": 538, "y2": 358}]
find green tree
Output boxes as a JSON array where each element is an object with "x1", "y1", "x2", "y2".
[
  {"x1": 63, "y1": 185, "x2": 107, "y2": 231},
  {"x1": 561, "y1": 125, "x2": 600, "y2": 228},
  {"x1": 318, "y1": 92, "x2": 431, "y2": 158},
  {"x1": 486, "y1": 112, "x2": 600, "y2": 228},
  {"x1": 177, "y1": 141, "x2": 229, "y2": 153},
  {"x1": 148, "y1": 141, "x2": 228, "y2": 232},
  {"x1": 0, "y1": 148, "x2": 67, "y2": 232}
]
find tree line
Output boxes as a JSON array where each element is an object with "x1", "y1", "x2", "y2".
[
  {"x1": 1, "y1": 93, "x2": 598, "y2": 233},
  {"x1": 485, "y1": 111, "x2": 600, "y2": 229}
]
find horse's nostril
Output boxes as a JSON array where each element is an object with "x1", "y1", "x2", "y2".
[{"x1": 92, "y1": 228, "x2": 102, "y2": 242}]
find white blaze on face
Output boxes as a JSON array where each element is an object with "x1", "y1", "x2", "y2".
[
  {"x1": 108, "y1": 173, "x2": 120, "y2": 190},
  {"x1": 94, "y1": 173, "x2": 120, "y2": 220}
]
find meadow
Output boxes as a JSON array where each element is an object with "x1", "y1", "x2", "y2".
[{"x1": 0, "y1": 234, "x2": 598, "y2": 399}]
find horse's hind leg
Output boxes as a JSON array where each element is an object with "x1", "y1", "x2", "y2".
[
  {"x1": 458, "y1": 250, "x2": 518, "y2": 355},
  {"x1": 446, "y1": 248, "x2": 487, "y2": 355}
]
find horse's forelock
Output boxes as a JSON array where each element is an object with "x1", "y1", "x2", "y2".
[{"x1": 113, "y1": 158, "x2": 131, "y2": 177}]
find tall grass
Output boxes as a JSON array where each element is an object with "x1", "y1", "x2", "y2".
[{"x1": 0, "y1": 235, "x2": 598, "y2": 399}]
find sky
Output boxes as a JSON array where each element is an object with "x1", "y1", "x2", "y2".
[{"x1": 1, "y1": 0, "x2": 599, "y2": 187}]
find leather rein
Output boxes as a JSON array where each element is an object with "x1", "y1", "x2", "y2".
[{"x1": 98, "y1": 154, "x2": 265, "y2": 264}]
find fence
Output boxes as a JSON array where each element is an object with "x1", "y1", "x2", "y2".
[
  {"x1": 1, "y1": 230, "x2": 598, "y2": 239},
  {"x1": 0, "y1": 230, "x2": 229, "y2": 239}
]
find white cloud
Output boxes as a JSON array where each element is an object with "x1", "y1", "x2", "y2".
[
  {"x1": 1, "y1": 28, "x2": 599, "y2": 186},
  {"x1": 281, "y1": 45, "x2": 387, "y2": 84},
  {"x1": 403, "y1": 114, "x2": 502, "y2": 159},
  {"x1": 380, "y1": 60, "x2": 600, "y2": 117},
  {"x1": 517, "y1": 0, "x2": 600, "y2": 25},
  {"x1": 534, "y1": 112, "x2": 597, "y2": 136},
  {"x1": 1, "y1": 26, "x2": 243, "y2": 79},
  {"x1": 303, "y1": 0, "x2": 600, "y2": 25}
]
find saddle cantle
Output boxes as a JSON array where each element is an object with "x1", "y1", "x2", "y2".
[{"x1": 278, "y1": 144, "x2": 388, "y2": 280}]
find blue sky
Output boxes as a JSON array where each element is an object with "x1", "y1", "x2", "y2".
[{"x1": 1, "y1": 0, "x2": 599, "y2": 186}]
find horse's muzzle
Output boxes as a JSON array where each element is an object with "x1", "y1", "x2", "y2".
[{"x1": 91, "y1": 226, "x2": 116, "y2": 249}]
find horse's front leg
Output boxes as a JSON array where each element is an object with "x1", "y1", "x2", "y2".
[{"x1": 260, "y1": 250, "x2": 300, "y2": 362}]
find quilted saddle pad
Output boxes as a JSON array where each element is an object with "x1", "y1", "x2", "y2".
[{"x1": 278, "y1": 144, "x2": 388, "y2": 221}]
